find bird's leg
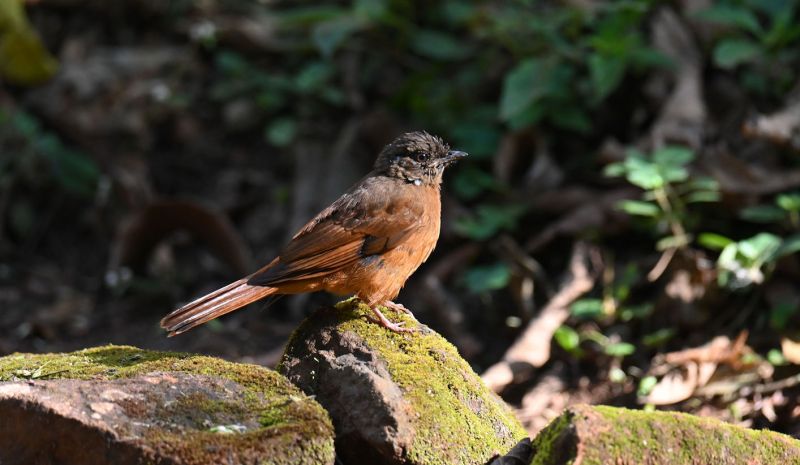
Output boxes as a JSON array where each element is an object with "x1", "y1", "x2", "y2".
[
  {"x1": 369, "y1": 305, "x2": 416, "y2": 333},
  {"x1": 383, "y1": 300, "x2": 417, "y2": 319}
]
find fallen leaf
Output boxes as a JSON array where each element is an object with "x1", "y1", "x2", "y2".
[{"x1": 781, "y1": 336, "x2": 800, "y2": 365}]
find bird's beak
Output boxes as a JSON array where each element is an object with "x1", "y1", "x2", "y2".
[{"x1": 442, "y1": 150, "x2": 468, "y2": 166}]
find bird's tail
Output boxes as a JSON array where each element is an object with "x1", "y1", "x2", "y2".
[{"x1": 160, "y1": 279, "x2": 276, "y2": 336}]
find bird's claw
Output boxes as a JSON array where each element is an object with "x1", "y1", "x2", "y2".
[
  {"x1": 369, "y1": 306, "x2": 417, "y2": 333},
  {"x1": 383, "y1": 301, "x2": 417, "y2": 319}
]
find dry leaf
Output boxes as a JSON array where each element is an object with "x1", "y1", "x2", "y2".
[
  {"x1": 646, "y1": 362, "x2": 702, "y2": 405},
  {"x1": 781, "y1": 336, "x2": 800, "y2": 365}
]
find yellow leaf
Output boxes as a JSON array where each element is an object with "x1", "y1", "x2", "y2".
[
  {"x1": 0, "y1": 0, "x2": 27, "y2": 33},
  {"x1": 0, "y1": 27, "x2": 58, "y2": 85}
]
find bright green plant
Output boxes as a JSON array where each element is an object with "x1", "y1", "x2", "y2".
[
  {"x1": 605, "y1": 146, "x2": 719, "y2": 257},
  {"x1": 570, "y1": 262, "x2": 653, "y2": 322},
  {"x1": 699, "y1": 232, "x2": 800, "y2": 289},
  {"x1": 554, "y1": 324, "x2": 635, "y2": 359},
  {"x1": 700, "y1": 189, "x2": 800, "y2": 289}
]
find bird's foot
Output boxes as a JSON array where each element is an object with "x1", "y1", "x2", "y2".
[
  {"x1": 369, "y1": 306, "x2": 416, "y2": 333},
  {"x1": 383, "y1": 300, "x2": 416, "y2": 319}
]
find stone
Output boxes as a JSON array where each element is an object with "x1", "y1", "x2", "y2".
[
  {"x1": 0, "y1": 345, "x2": 334, "y2": 465},
  {"x1": 530, "y1": 404, "x2": 800, "y2": 465},
  {"x1": 279, "y1": 299, "x2": 528, "y2": 465}
]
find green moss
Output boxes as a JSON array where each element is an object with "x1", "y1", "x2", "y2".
[
  {"x1": 301, "y1": 298, "x2": 528, "y2": 465},
  {"x1": 531, "y1": 405, "x2": 800, "y2": 465},
  {"x1": 0, "y1": 345, "x2": 335, "y2": 465},
  {"x1": 528, "y1": 413, "x2": 571, "y2": 465}
]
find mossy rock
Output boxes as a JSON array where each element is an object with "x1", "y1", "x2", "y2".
[
  {"x1": 279, "y1": 299, "x2": 528, "y2": 465},
  {"x1": 531, "y1": 404, "x2": 800, "y2": 465},
  {"x1": 0, "y1": 345, "x2": 334, "y2": 465}
]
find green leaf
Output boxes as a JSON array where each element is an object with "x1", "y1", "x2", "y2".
[
  {"x1": 617, "y1": 200, "x2": 660, "y2": 217},
  {"x1": 618, "y1": 149, "x2": 668, "y2": 189},
  {"x1": 463, "y1": 263, "x2": 511, "y2": 293},
  {"x1": 642, "y1": 328, "x2": 675, "y2": 347},
  {"x1": 685, "y1": 176, "x2": 720, "y2": 192},
  {"x1": 713, "y1": 38, "x2": 762, "y2": 69},
  {"x1": 554, "y1": 326, "x2": 580, "y2": 352},
  {"x1": 619, "y1": 304, "x2": 653, "y2": 321},
  {"x1": 740, "y1": 205, "x2": 786, "y2": 223},
  {"x1": 768, "y1": 348, "x2": 788, "y2": 366},
  {"x1": 698, "y1": 233, "x2": 734, "y2": 250},
  {"x1": 777, "y1": 193, "x2": 800, "y2": 212},
  {"x1": 659, "y1": 165, "x2": 689, "y2": 184},
  {"x1": 410, "y1": 29, "x2": 471, "y2": 61},
  {"x1": 738, "y1": 232, "x2": 781, "y2": 262},
  {"x1": 637, "y1": 375, "x2": 658, "y2": 396},
  {"x1": 626, "y1": 162, "x2": 663, "y2": 189},
  {"x1": 589, "y1": 54, "x2": 626, "y2": 103},
  {"x1": 717, "y1": 242, "x2": 740, "y2": 269},
  {"x1": 653, "y1": 146, "x2": 694, "y2": 167},
  {"x1": 499, "y1": 58, "x2": 544, "y2": 122},
  {"x1": 265, "y1": 118, "x2": 296, "y2": 147},
  {"x1": 695, "y1": 5, "x2": 762, "y2": 35},
  {"x1": 609, "y1": 367, "x2": 626, "y2": 383},
  {"x1": 312, "y1": 15, "x2": 364, "y2": 58},
  {"x1": 604, "y1": 342, "x2": 635, "y2": 357},
  {"x1": 603, "y1": 162, "x2": 626, "y2": 177},
  {"x1": 570, "y1": 299, "x2": 604, "y2": 319}
]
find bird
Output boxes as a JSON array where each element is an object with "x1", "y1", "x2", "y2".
[{"x1": 160, "y1": 131, "x2": 467, "y2": 336}]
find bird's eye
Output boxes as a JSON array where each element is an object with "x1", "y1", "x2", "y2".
[{"x1": 413, "y1": 152, "x2": 430, "y2": 162}]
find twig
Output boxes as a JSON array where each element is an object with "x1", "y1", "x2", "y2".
[
  {"x1": 481, "y1": 242, "x2": 598, "y2": 392},
  {"x1": 647, "y1": 246, "x2": 676, "y2": 282},
  {"x1": 751, "y1": 373, "x2": 800, "y2": 396}
]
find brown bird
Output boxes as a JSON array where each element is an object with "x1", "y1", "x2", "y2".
[{"x1": 160, "y1": 131, "x2": 466, "y2": 336}]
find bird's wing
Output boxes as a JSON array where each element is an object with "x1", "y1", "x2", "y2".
[{"x1": 248, "y1": 176, "x2": 421, "y2": 286}]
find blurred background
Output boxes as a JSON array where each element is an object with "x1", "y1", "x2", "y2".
[{"x1": 3, "y1": 0, "x2": 800, "y2": 436}]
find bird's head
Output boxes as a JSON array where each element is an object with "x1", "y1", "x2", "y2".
[{"x1": 374, "y1": 131, "x2": 467, "y2": 186}]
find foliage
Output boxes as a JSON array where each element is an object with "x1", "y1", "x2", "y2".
[
  {"x1": 697, "y1": 0, "x2": 800, "y2": 96},
  {"x1": 605, "y1": 146, "x2": 719, "y2": 252},
  {"x1": 498, "y1": 2, "x2": 666, "y2": 131}
]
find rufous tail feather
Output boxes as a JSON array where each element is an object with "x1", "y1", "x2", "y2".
[{"x1": 160, "y1": 279, "x2": 276, "y2": 336}]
